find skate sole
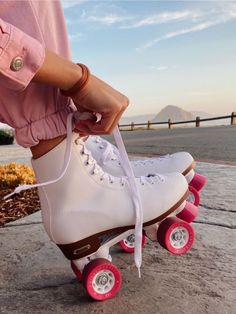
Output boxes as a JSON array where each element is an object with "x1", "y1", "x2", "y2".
[
  {"x1": 57, "y1": 189, "x2": 189, "y2": 260},
  {"x1": 182, "y1": 160, "x2": 195, "y2": 177}
]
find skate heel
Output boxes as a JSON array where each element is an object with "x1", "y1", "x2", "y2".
[
  {"x1": 58, "y1": 228, "x2": 135, "y2": 260},
  {"x1": 57, "y1": 234, "x2": 101, "y2": 260},
  {"x1": 189, "y1": 173, "x2": 206, "y2": 191}
]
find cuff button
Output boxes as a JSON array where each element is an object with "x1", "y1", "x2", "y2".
[{"x1": 10, "y1": 57, "x2": 24, "y2": 71}]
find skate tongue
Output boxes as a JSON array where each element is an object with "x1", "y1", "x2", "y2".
[{"x1": 113, "y1": 126, "x2": 143, "y2": 278}]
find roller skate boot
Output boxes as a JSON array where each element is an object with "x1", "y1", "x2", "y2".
[
  {"x1": 85, "y1": 136, "x2": 206, "y2": 206},
  {"x1": 84, "y1": 136, "x2": 201, "y2": 255},
  {"x1": 30, "y1": 133, "x2": 193, "y2": 300},
  {"x1": 6, "y1": 114, "x2": 194, "y2": 301}
]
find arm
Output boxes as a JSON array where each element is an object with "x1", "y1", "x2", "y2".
[
  {"x1": 0, "y1": 17, "x2": 44, "y2": 91},
  {"x1": 33, "y1": 50, "x2": 82, "y2": 91},
  {"x1": 0, "y1": 18, "x2": 128, "y2": 135}
]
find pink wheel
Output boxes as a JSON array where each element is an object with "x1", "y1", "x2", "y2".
[
  {"x1": 177, "y1": 201, "x2": 199, "y2": 223},
  {"x1": 82, "y1": 258, "x2": 122, "y2": 301},
  {"x1": 186, "y1": 185, "x2": 200, "y2": 206},
  {"x1": 71, "y1": 260, "x2": 82, "y2": 281},
  {"x1": 157, "y1": 217, "x2": 194, "y2": 255},
  {"x1": 119, "y1": 233, "x2": 147, "y2": 253},
  {"x1": 189, "y1": 173, "x2": 206, "y2": 191}
]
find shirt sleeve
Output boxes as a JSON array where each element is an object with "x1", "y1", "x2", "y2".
[{"x1": 0, "y1": 18, "x2": 45, "y2": 91}]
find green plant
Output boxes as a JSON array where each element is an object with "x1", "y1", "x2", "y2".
[{"x1": 0, "y1": 130, "x2": 14, "y2": 145}]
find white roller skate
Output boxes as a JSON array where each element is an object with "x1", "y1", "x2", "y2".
[
  {"x1": 6, "y1": 113, "x2": 195, "y2": 301},
  {"x1": 84, "y1": 136, "x2": 203, "y2": 254},
  {"x1": 85, "y1": 136, "x2": 206, "y2": 207}
]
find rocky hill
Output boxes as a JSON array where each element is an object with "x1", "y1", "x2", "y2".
[{"x1": 152, "y1": 105, "x2": 194, "y2": 122}]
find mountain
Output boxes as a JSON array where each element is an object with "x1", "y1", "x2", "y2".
[{"x1": 152, "y1": 105, "x2": 194, "y2": 122}]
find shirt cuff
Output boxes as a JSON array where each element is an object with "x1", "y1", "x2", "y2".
[{"x1": 0, "y1": 19, "x2": 45, "y2": 91}]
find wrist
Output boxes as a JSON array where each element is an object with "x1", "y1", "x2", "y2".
[
  {"x1": 33, "y1": 49, "x2": 83, "y2": 90},
  {"x1": 61, "y1": 63, "x2": 90, "y2": 96},
  {"x1": 63, "y1": 63, "x2": 83, "y2": 91}
]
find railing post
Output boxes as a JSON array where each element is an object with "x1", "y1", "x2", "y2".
[
  {"x1": 231, "y1": 112, "x2": 236, "y2": 125},
  {"x1": 168, "y1": 118, "x2": 172, "y2": 129},
  {"x1": 147, "y1": 120, "x2": 151, "y2": 130},
  {"x1": 196, "y1": 116, "x2": 200, "y2": 127},
  {"x1": 131, "y1": 122, "x2": 134, "y2": 131}
]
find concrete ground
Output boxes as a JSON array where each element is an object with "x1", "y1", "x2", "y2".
[
  {"x1": 0, "y1": 162, "x2": 236, "y2": 314},
  {"x1": 1, "y1": 125, "x2": 236, "y2": 166},
  {"x1": 106, "y1": 125, "x2": 236, "y2": 165}
]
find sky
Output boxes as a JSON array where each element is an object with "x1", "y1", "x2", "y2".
[{"x1": 62, "y1": 0, "x2": 236, "y2": 117}]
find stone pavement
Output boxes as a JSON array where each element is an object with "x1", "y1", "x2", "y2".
[{"x1": 0, "y1": 162, "x2": 235, "y2": 314}]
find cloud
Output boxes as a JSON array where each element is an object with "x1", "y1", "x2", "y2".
[
  {"x1": 121, "y1": 10, "x2": 196, "y2": 29},
  {"x1": 80, "y1": 4, "x2": 135, "y2": 26},
  {"x1": 82, "y1": 12, "x2": 133, "y2": 26},
  {"x1": 140, "y1": 21, "x2": 218, "y2": 50},
  {"x1": 137, "y1": 6, "x2": 236, "y2": 51}
]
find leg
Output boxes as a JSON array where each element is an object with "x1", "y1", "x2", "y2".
[{"x1": 30, "y1": 135, "x2": 66, "y2": 159}]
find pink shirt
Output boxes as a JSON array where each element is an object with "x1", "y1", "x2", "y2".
[{"x1": 0, "y1": 0, "x2": 74, "y2": 147}]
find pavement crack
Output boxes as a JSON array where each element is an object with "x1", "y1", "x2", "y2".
[
  {"x1": 200, "y1": 204, "x2": 236, "y2": 214},
  {"x1": 1, "y1": 221, "x2": 42, "y2": 228},
  {"x1": 194, "y1": 220, "x2": 236, "y2": 229}
]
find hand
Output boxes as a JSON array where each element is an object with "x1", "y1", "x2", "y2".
[{"x1": 72, "y1": 74, "x2": 129, "y2": 135}]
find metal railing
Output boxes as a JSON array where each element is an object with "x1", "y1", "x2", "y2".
[{"x1": 119, "y1": 112, "x2": 236, "y2": 131}]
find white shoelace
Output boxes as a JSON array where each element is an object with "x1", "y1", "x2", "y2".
[
  {"x1": 92, "y1": 137, "x2": 118, "y2": 166},
  {"x1": 92, "y1": 136, "x2": 171, "y2": 168},
  {"x1": 4, "y1": 112, "x2": 145, "y2": 277}
]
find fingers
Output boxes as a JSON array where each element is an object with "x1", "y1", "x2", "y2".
[
  {"x1": 71, "y1": 73, "x2": 129, "y2": 135},
  {"x1": 75, "y1": 109, "x2": 124, "y2": 135},
  {"x1": 75, "y1": 120, "x2": 103, "y2": 135},
  {"x1": 74, "y1": 97, "x2": 129, "y2": 135}
]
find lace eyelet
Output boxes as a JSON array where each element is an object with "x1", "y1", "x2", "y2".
[{"x1": 100, "y1": 178, "x2": 104, "y2": 181}]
